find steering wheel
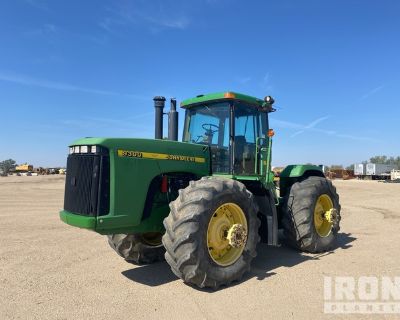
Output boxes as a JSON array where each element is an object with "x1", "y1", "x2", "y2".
[{"x1": 202, "y1": 123, "x2": 219, "y2": 134}]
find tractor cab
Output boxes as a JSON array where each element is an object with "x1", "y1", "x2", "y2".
[{"x1": 181, "y1": 92, "x2": 275, "y2": 176}]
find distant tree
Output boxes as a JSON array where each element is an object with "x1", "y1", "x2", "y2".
[
  {"x1": 392, "y1": 156, "x2": 400, "y2": 170},
  {"x1": 370, "y1": 156, "x2": 387, "y2": 164},
  {"x1": 391, "y1": 157, "x2": 400, "y2": 169},
  {"x1": 396, "y1": 157, "x2": 400, "y2": 170},
  {"x1": 345, "y1": 164, "x2": 354, "y2": 171},
  {"x1": 0, "y1": 159, "x2": 16, "y2": 176}
]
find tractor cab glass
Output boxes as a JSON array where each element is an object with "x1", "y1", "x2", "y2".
[
  {"x1": 183, "y1": 102, "x2": 231, "y2": 173},
  {"x1": 183, "y1": 100, "x2": 268, "y2": 175},
  {"x1": 234, "y1": 102, "x2": 267, "y2": 175}
]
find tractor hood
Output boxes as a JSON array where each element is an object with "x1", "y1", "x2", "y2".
[
  {"x1": 68, "y1": 137, "x2": 210, "y2": 165},
  {"x1": 61, "y1": 137, "x2": 210, "y2": 234}
]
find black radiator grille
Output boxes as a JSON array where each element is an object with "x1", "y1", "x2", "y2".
[{"x1": 64, "y1": 152, "x2": 110, "y2": 216}]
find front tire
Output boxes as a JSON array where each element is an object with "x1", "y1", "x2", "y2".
[
  {"x1": 282, "y1": 176, "x2": 341, "y2": 253},
  {"x1": 107, "y1": 233, "x2": 165, "y2": 264},
  {"x1": 162, "y1": 177, "x2": 260, "y2": 289}
]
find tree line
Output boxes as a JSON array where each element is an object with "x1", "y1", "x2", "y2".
[
  {"x1": 307, "y1": 155, "x2": 400, "y2": 171},
  {"x1": 367, "y1": 156, "x2": 400, "y2": 168},
  {"x1": 0, "y1": 159, "x2": 16, "y2": 176},
  {"x1": 335, "y1": 156, "x2": 400, "y2": 171}
]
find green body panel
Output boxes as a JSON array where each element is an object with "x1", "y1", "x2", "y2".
[
  {"x1": 60, "y1": 210, "x2": 96, "y2": 229},
  {"x1": 61, "y1": 138, "x2": 210, "y2": 234},
  {"x1": 181, "y1": 92, "x2": 264, "y2": 108},
  {"x1": 280, "y1": 164, "x2": 323, "y2": 178},
  {"x1": 279, "y1": 164, "x2": 324, "y2": 199}
]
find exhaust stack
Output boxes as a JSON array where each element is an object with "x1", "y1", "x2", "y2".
[
  {"x1": 153, "y1": 96, "x2": 166, "y2": 139},
  {"x1": 168, "y1": 98, "x2": 178, "y2": 141}
]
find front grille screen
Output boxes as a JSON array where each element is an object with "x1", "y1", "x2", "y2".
[{"x1": 64, "y1": 153, "x2": 109, "y2": 216}]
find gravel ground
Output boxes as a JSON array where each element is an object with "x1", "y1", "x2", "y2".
[{"x1": 0, "y1": 175, "x2": 399, "y2": 320}]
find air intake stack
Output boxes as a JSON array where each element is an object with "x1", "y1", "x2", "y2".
[
  {"x1": 168, "y1": 98, "x2": 178, "y2": 141},
  {"x1": 153, "y1": 96, "x2": 166, "y2": 139}
]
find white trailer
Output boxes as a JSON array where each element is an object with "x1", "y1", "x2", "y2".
[
  {"x1": 366, "y1": 163, "x2": 396, "y2": 176},
  {"x1": 354, "y1": 163, "x2": 365, "y2": 176}
]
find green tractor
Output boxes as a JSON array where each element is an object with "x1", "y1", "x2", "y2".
[{"x1": 60, "y1": 92, "x2": 341, "y2": 289}]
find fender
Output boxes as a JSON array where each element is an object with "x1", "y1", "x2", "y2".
[{"x1": 279, "y1": 164, "x2": 324, "y2": 198}]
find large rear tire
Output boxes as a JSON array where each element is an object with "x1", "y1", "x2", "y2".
[
  {"x1": 162, "y1": 177, "x2": 260, "y2": 289},
  {"x1": 282, "y1": 176, "x2": 341, "y2": 253},
  {"x1": 107, "y1": 233, "x2": 165, "y2": 264}
]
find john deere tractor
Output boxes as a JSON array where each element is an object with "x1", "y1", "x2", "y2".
[{"x1": 60, "y1": 92, "x2": 341, "y2": 289}]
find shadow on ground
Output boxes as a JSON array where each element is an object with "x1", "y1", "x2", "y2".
[
  {"x1": 122, "y1": 260, "x2": 178, "y2": 287},
  {"x1": 121, "y1": 232, "x2": 357, "y2": 290},
  {"x1": 331, "y1": 232, "x2": 356, "y2": 250},
  {"x1": 249, "y1": 232, "x2": 356, "y2": 282}
]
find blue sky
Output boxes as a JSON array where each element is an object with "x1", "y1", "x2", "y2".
[{"x1": 0, "y1": 0, "x2": 399, "y2": 167}]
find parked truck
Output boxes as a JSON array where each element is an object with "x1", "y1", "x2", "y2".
[
  {"x1": 354, "y1": 163, "x2": 395, "y2": 180},
  {"x1": 365, "y1": 163, "x2": 396, "y2": 180},
  {"x1": 15, "y1": 164, "x2": 33, "y2": 172}
]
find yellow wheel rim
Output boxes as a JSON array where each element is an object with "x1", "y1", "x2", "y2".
[
  {"x1": 141, "y1": 232, "x2": 163, "y2": 246},
  {"x1": 313, "y1": 194, "x2": 334, "y2": 237},
  {"x1": 207, "y1": 203, "x2": 247, "y2": 266}
]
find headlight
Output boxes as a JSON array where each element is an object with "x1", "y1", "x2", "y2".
[
  {"x1": 80, "y1": 146, "x2": 88, "y2": 153},
  {"x1": 91, "y1": 146, "x2": 98, "y2": 153},
  {"x1": 69, "y1": 145, "x2": 102, "y2": 154}
]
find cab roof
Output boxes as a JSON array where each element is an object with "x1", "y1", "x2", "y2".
[{"x1": 180, "y1": 92, "x2": 264, "y2": 108}]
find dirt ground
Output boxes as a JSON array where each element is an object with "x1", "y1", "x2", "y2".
[{"x1": 0, "y1": 175, "x2": 399, "y2": 320}]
